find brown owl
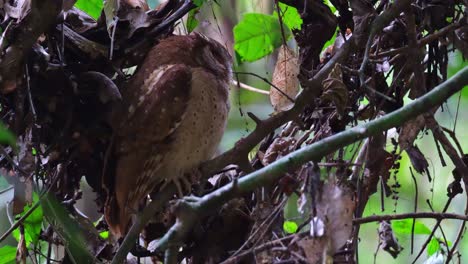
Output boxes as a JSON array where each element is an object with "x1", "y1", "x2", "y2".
[{"x1": 104, "y1": 33, "x2": 232, "y2": 238}]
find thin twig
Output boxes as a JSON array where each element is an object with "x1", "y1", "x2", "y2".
[
  {"x1": 234, "y1": 71, "x2": 295, "y2": 102},
  {"x1": 231, "y1": 80, "x2": 269, "y2": 95},
  {"x1": 353, "y1": 211, "x2": 468, "y2": 224}
]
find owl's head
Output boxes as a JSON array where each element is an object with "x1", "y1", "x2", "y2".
[{"x1": 193, "y1": 33, "x2": 232, "y2": 81}]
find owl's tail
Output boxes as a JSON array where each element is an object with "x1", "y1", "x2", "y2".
[{"x1": 104, "y1": 195, "x2": 133, "y2": 239}]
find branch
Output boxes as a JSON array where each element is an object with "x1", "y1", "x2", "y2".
[
  {"x1": 148, "y1": 67, "x2": 468, "y2": 254},
  {"x1": 111, "y1": 34, "x2": 355, "y2": 264},
  {"x1": 358, "y1": 0, "x2": 412, "y2": 90},
  {"x1": 353, "y1": 212, "x2": 468, "y2": 225},
  {"x1": 0, "y1": 0, "x2": 62, "y2": 93}
]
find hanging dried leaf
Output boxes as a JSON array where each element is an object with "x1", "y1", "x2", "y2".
[
  {"x1": 297, "y1": 183, "x2": 355, "y2": 261},
  {"x1": 319, "y1": 183, "x2": 355, "y2": 252},
  {"x1": 16, "y1": 229, "x2": 27, "y2": 264},
  {"x1": 4, "y1": 0, "x2": 30, "y2": 22},
  {"x1": 365, "y1": 134, "x2": 393, "y2": 197},
  {"x1": 103, "y1": 0, "x2": 120, "y2": 35},
  {"x1": 297, "y1": 236, "x2": 328, "y2": 263},
  {"x1": 122, "y1": 0, "x2": 149, "y2": 10},
  {"x1": 406, "y1": 145, "x2": 429, "y2": 176},
  {"x1": 398, "y1": 114, "x2": 425, "y2": 150},
  {"x1": 270, "y1": 45, "x2": 299, "y2": 112},
  {"x1": 320, "y1": 64, "x2": 348, "y2": 116},
  {"x1": 62, "y1": 0, "x2": 77, "y2": 11},
  {"x1": 379, "y1": 221, "x2": 403, "y2": 258},
  {"x1": 357, "y1": 104, "x2": 375, "y2": 120},
  {"x1": 65, "y1": 8, "x2": 98, "y2": 33},
  {"x1": 261, "y1": 137, "x2": 296, "y2": 166}
]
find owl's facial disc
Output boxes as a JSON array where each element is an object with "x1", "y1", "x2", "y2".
[{"x1": 197, "y1": 41, "x2": 232, "y2": 80}]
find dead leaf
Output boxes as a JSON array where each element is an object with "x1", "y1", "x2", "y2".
[
  {"x1": 298, "y1": 183, "x2": 356, "y2": 262},
  {"x1": 405, "y1": 145, "x2": 429, "y2": 176},
  {"x1": 119, "y1": 8, "x2": 151, "y2": 39},
  {"x1": 65, "y1": 7, "x2": 98, "y2": 33},
  {"x1": 321, "y1": 64, "x2": 348, "y2": 116},
  {"x1": 297, "y1": 236, "x2": 329, "y2": 263},
  {"x1": 121, "y1": 0, "x2": 149, "y2": 11},
  {"x1": 365, "y1": 134, "x2": 393, "y2": 197},
  {"x1": 379, "y1": 221, "x2": 403, "y2": 258},
  {"x1": 62, "y1": 0, "x2": 77, "y2": 11},
  {"x1": 9, "y1": 127, "x2": 35, "y2": 214},
  {"x1": 16, "y1": 229, "x2": 27, "y2": 264},
  {"x1": 319, "y1": 183, "x2": 355, "y2": 253},
  {"x1": 262, "y1": 137, "x2": 296, "y2": 165},
  {"x1": 270, "y1": 45, "x2": 299, "y2": 112},
  {"x1": 104, "y1": 0, "x2": 120, "y2": 35},
  {"x1": 4, "y1": 0, "x2": 31, "y2": 22},
  {"x1": 398, "y1": 114, "x2": 425, "y2": 150},
  {"x1": 357, "y1": 104, "x2": 375, "y2": 120}
]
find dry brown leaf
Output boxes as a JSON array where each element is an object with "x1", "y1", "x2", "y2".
[
  {"x1": 16, "y1": 229, "x2": 27, "y2": 264},
  {"x1": 4, "y1": 0, "x2": 30, "y2": 22},
  {"x1": 12, "y1": 128, "x2": 35, "y2": 214},
  {"x1": 62, "y1": 0, "x2": 77, "y2": 11},
  {"x1": 297, "y1": 236, "x2": 329, "y2": 263},
  {"x1": 319, "y1": 183, "x2": 355, "y2": 253},
  {"x1": 65, "y1": 8, "x2": 98, "y2": 33},
  {"x1": 298, "y1": 183, "x2": 356, "y2": 262},
  {"x1": 122, "y1": 0, "x2": 149, "y2": 11},
  {"x1": 398, "y1": 114, "x2": 425, "y2": 150},
  {"x1": 270, "y1": 45, "x2": 299, "y2": 112},
  {"x1": 321, "y1": 64, "x2": 348, "y2": 116},
  {"x1": 406, "y1": 145, "x2": 429, "y2": 176},
  {"x1": 262, "y1": 137, "x2": 295, "y2": 165},
  {"x1": 379, "y1": 221, "x2": 402, "y2": 258}
]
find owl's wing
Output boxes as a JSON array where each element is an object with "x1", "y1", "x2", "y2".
[
  {"x1": 105, "y1": 64, "x2": 192, "y2": 237},
  {"x1": 116, "y1": 64, "x2": 192, "y2": 153}
]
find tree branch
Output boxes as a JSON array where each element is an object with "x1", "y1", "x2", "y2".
[
  {"x1": 147, "y1": 67, "x2": 468, "y2": 254},
  {"x1": 111, "y1": 34, "x2": 355, "y2": 264},
  {"x1": 0, "y1": 0, "x2": 62, "y2": 93},
  {"x1": 353, "y1": 212, "x2": 468, "y2": 225}
]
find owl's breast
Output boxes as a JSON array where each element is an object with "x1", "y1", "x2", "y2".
[{"x1": 157, "y1": 67, "x2": 230, "y2": 178}]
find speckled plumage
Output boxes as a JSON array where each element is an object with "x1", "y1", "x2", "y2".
[{"x1": 104, "y1": 33, "x2": 232, "y2": 238}]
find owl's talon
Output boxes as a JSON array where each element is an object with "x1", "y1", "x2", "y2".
[
  {"x1": 187, "y1": 168, "x2": 202, "y2": 183},
  {"x1": 173, "y1": 177, "x2": 193, "y2": 197}
]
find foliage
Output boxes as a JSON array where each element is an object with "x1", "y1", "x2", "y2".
[
  {"x1": 0, "y1": 245, "x2": 16, "y2": 264},
  {"x1": 233, "y1": 3, "x2": 302, "y2": 62},
  {"x1": 0, "y1": 122, "x2": 16, "y2": 150},
  {"x1": 12, "y1": 193, "x2": 43, "y2": 247},
  {"x1": 74, "y1": 0, "x2": 103, "y2": 19},
  {"x1": 0, "y1": 0, "x2": 466, "y2": 263},
  {"x1": 391, "y1": 219, "x2": 431, "y2": 235}
]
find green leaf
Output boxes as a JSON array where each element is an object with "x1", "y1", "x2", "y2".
[
  {"x1": 275, "y1": 3, "x2": 302, "y2": 30},
  {"x1": 0, "y1": 245, "x2": 16, "y2": 264},
  {"x1": 283, "y1": 221, "x2": 298, "y2": 234},
  {"x1": 0, "y1": 122, "x2": 16, "y2": 150},
  {"x1": 99, "y1": 230, "x2": 109, "y2": 239},
  {"x1": 187, "y1": 8, "x2": 200, "y2": 33},
  {"x1": 234, "y1": 13, "x2": 290, "y2": 62},
  {"x1": 324, "y1": 0, "x2": 337, "y2": 14},
  {"x1": 12, "y1": 193, "x2": 43, "y2": 247},
  {"x1": 391, "y1": 219, "x2": 431, "y2": 235},
  {"x1": 74, "y1": 0, "x2": 103, "y2": 19},
  {"x1": 427, "y1": 237, "x2": 440, "y2": 256},
  {"x1": 42, "y1": 193, "x2": 95, "y2": 263},
  {"x1": 284, "y1": 193, "x2": 300, "y2": 220},
  {"x1": 193, "y1": 0, "x2": 205, "y2": 7}
]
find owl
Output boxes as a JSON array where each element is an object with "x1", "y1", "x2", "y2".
[{"x1": 104, "y1": 33, "x2": 232, "y2": 238}]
